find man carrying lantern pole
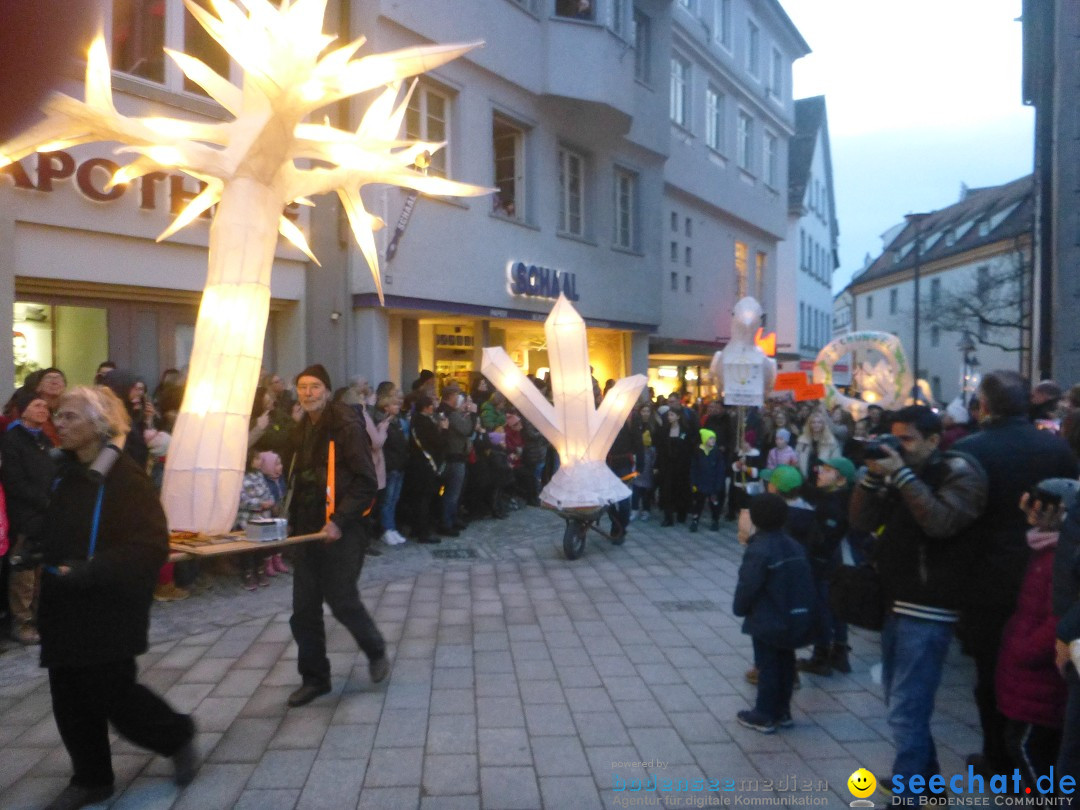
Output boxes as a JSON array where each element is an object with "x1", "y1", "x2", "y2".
[{"x1": 285, "y1": 364, "x2": 389, "y2": 708}]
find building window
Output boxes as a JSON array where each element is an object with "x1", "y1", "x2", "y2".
[
  {"x1": 406, "y1": 85, "x2": 449, "y2": 177},
  {"x1": 799, "y1": 302, "x2": 805, "y2": 347},
  {"x1": 671, "y1": 211, "x2": 678, "y2": 231},
  {"x1": 112, "y1": 0, "x2": 229, "y2": 94},
  {"x1": 670, "y1": 241, "x2": 678, "y2": 261},
  {"x1": 685, "y1": 246, "x2": 692, "y2": 266},
  {"x1": 670, "y1": 271, "x2": 678, "y2": 291},
  {"x1": 931, "y1": 325, "x2": 940, "y2": 347},
  {"x1": 769, "y1": 48, "x2": 783, "y2": 99},
  {"x1": 930, "y1": 277, "x2": 941, "y2": 306},
  {"x1": 613, "y1": 167, "x2": 636, "y2": 250},
  {"x1": 685, "y1": 217, "x2": 692, "y2": 237},
  {"x1": 556, "y1": 0, "x2": 594, "y2": 20},
  {"x1": 492, "y1": 116, "x2": 525, "y2": 219},
  {"x1": 763, "y1": 130, "x2": 778, "y2": 187},
  {"x1": 977, "y1": 265, "x2": 991, "y2": 297},
  {"x1": 735, "y1": 241, "x2": 748, "y2": 299},
  {"x1": 737, "y1": 110, "x2": 753, "y2": 172},
  {"x1": 799, "y1": 229, "x2": 806, "y2": 271},
  {"x1": 632, "y1": 10, "x2": 651, "y2": 83},
  {"x1": 889, "y1": 288, "x2": 898, "y2": 314},
  {"x1": 715, "y1": 0, "x2": 731, "y2": 49},
  {"x1": 746, "y1": 20, "x2": 759, "y2": 79},
  {"x1": 705, "y1": 85, "x2": 724, "y2": 152},
  {"x1": 670, "y1": 56, "x2": 690, "y2": 127},
  {"x1": 755, "y1": 252, "x2": 765, "y2": 300},
  {"x1": 685, "y1": 275, "x2": 692, "y2": 293},
  {"x1": 609, "y1": 0, "x2": 627, "y2": 37},
  {"x1": 866, "y1": 295, "x2": 873, "y2": 318},
  {"x1": 557, "y1": 147, "x2": 585, "y2": 236}
]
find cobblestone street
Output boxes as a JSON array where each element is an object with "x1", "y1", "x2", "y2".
[{"x1": 0, "y1": 508, "x2": 980, "y2": 809}]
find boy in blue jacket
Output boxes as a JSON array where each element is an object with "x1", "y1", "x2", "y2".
[{"x1": 733, "y1": 493, "x2": 816, "y2": 733}]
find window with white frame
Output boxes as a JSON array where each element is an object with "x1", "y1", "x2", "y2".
[
  {"x1": 558, "y1": 147, "x2": 586, "y2": 236},
  {"x1": 755, "y1": 252, "x2": 765, "y2": 300},
  {"x1": 705, "y1": 85, "x2": 724, "y2": 152},
  {"x1": 671, "y1": 211, "x2": 678, "y2": 231},
  {"x1": 799, "y1": 229, "x2": 806, "y2": 270},
  {"x1": 492, "y1": 116, "x2": 525, "y2": 219},
  {"x1": 799, "y1": 302, "x2": 805, "y2": 347},
  {"x1": 889, "y1": 288, "x2": 898, "y2": 314},
  {"x1": 670, "y1": 241, "x2": 678, "y2": 261},
  {"x1": 610, "y1": 0, "x2": 627, "y2": 38},
  {"x1": 633, "y1": 10, "x2": 651, "y2": 83},
  {"x1": 670, "y1": 271, "x2": 678, "y2": 291},
  {"x1": 769, "y1": 48, "x2": 783, "y2": 99},
  {"x1": 746, "y1": 20, "x2": 760, "y2": 79},
  {"x1": 737, "y1": 110, "x2": 753, "y2": 172},
  {"x1": 866, "y1": 295, "x2": 873, "y2": 318},
  {"x1": 763, "y1": 130, "x2": 778, "y2": 187},
  {"x1": 613, "y1": 167, "x2": 637, "y2": 250},
  {"x1": 112, "y1": 0, "x2": 230, "y2": 94},
  {"x1": 406, "y1": 85, "x2": 449, "y2": 177},
  {"x1": 715, "y1": 0, "x2": 731, "y2": 49},
  {"x1": 735, "y1": 241, "x2": 748, "y2": 299},
  {"x1": 670, "y1": 56, "x2": 690, "y2": 128}
]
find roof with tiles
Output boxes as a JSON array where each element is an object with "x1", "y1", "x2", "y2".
[{"x1": 851, "y1": 174, "x2": 1034, "y2": 288}]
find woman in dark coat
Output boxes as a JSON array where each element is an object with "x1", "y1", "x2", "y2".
[
  {"x1": 405, "y1": 395, "x2": 445, "y2": 543},
  {"x1": 656, "y1": 406, "x2": 695, "y2": 526},
  {"x1": 38, "y1": 386, "x2": 196, "y2": 809}
]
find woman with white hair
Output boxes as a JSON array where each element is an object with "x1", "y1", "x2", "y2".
[{"x1": 37, "y1": 386, "x2": 197, "y2": 809}]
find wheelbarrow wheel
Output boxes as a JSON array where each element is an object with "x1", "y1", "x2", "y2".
[{"x1": 562, "y1": 519, "x2": 588, "y2": 560}]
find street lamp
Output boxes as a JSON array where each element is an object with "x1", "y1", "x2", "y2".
[
  {"x1": 958, "y1": 332, "x2": 979, "y2": 402},
  {"x1": 905, "y1": 212, "x2": 930, "y2": 404}
]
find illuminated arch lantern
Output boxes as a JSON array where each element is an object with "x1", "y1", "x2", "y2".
[
  {"x1": 481, "y1": 295, "x2": 646, "y2": 510},
  {"x1": 0, "y1": 0, "x2": 494, "y2": 533}
]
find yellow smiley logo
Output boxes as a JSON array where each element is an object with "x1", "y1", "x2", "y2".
[{"x1": 847, "y1": 768, "x2": 876, "y2": 798}]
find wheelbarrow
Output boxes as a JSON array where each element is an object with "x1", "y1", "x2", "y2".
[{"x1": 543, "y1": 503, "x2": 627, "y2": 560}]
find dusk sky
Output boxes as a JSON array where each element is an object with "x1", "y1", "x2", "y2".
[{"x1": 778, "y1": 0, "x2": 1034, "y2": 293}]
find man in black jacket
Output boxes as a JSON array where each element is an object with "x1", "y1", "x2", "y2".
[
  {"x1": 851, "y1": 406, "x2": 987, "y2": 800},
  {"x1": 954, "y1": 371, "x2": 1077, "y2": 776},
  {"x1": 286, "y1": 365, "x2": 388, "y2": 708}
]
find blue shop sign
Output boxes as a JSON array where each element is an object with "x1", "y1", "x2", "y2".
[{"x1": 508, "y1": 261, "x2": 580, "y2": 301}]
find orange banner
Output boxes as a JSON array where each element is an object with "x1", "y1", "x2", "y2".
[
  {"x1": 794, "y1": 383, "x2": 826, "y2": 401},
  {"x1": 774, "y1": 372, "x2": 808, "y2": 391}
]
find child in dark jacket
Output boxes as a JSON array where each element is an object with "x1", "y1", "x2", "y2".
[
  {"x1": 733, "y1": 494, "x2": 816, "y2": 734},
  {"x1": 690, "y1": 429, "x2": 726, "y2": 532}
]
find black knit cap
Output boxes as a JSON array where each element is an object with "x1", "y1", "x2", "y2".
[
  {"x1": 11, "y1": 386, "x2": 46, "y2": 415},
  {"x1": 296, "y1": 363, "x2": 332, "y2": 390},
  {"x1": 749, "y1": 493, "x2": 789, "y2": 532}
]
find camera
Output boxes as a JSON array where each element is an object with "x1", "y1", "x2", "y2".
[
  {"x1": 862, "y1": 434, "x2": 902, "y2": 460},
  {"x1": 1028, "y1": 478, "x2": 1080, "y2": 509}
]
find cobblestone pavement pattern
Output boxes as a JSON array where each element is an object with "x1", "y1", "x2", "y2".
[{"x1": 0, "y1": 508, "x2": 980, "y2": 809}]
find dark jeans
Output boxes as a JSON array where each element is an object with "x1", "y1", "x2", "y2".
[
  {"x1": 631, "y1": 485, "x2": 653, "y2": 512},
  {"x1": 961, "y1": 604, "x2": 1013, "y2": 772},
  {"x1": 812, "y1": 573, "x2": 847, "y2": 647},
  {"x1": 290, "y1": 531, "x2": 385, "y2": 686},
  {"x1": 752, "y1": 637, "x2": 795, "y2": 722},
  {"x1": 1004, "y1": 719, "x2": 1061, "y2": 791},
  {"x1": 1060, "y1": 666, "x2": 1080, "y2": 777},
  {"x1": 607, "y1": 497, "x2": 631, "y2": 533},
  {"x1": 881, "y1": 614, "x2": 954, "y2": 791},
  {"x1": 441, "y1": 460, "x2": 466, "y2": 526},
  {"x1": 691, "y1": 491, "x2": 722, "y2": 522},
  {"x1": 49, "y1": 658, "x2": 193, "y2": 788}
]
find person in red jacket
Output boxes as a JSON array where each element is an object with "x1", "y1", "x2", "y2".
[{"x1": 995, "y1": 510, "x2": 1068, "y2": 790}]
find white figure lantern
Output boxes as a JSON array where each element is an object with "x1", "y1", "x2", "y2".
[
  {"x1": 709, "y1": 297, "x2": 776, "y2": 406},
  {"x1": 0, "y1": 0, "x2": 493, "y2": 533},
  {"x1": 481, "y1": 295, "x2": 646, "y2": 510}
]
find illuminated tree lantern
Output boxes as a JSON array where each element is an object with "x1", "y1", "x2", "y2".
[{"x1": 0, "y1": 0, "x2": 492, "y2": 533}]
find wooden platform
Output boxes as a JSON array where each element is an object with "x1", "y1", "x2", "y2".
[{"x1": 168, "y1": 531, "x2": 326, "y2": 561}]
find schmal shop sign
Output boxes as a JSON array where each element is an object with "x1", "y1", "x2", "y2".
[{"x1": 508, "y1": 262, "x2": 580, "y2": 301}]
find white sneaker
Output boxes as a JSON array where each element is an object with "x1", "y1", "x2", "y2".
[
  {"x1": 382, "y1": 531, "x2": 398, "y2": 546},
  {"x1": 391, "y1": 530, "x2": 408, "y2": 545}
]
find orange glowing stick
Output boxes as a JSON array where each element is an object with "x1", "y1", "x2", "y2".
[{"x1": 326, "y1": 440, "x2": 336, "y2": 523}]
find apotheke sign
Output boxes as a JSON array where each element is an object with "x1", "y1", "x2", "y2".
[
  {"x1": 1, "y1": 149, "x2": 298, "y2": 221},
  {"x1": 508, "y1": 261, "x2": 580, "y2": 301}
]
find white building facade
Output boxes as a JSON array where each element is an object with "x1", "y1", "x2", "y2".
[
  {"x1": 774, "y1": 95, "x2": 837, "y2": 371},
  {"x1": 847, "y1": 176, "x2": 1033, "y2": 405}
]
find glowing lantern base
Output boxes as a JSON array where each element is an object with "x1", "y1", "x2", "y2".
[{"x1": 541, "y1": 461, "x2": 632, "y2": 511}]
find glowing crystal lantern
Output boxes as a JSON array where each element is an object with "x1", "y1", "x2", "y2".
[
  {"x1": 0, "y1": 0, "x2": 493, "y2": 533},
  {"x1": 481, "y1": 295, "x2": 646, "y2": 509}
]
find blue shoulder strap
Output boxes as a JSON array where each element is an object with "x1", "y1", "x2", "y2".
[{"x1": 87, "y1": 485, "x2": 105, "y2": 559}]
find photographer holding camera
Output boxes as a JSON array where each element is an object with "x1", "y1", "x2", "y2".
[{"x1": 850, "y1": 405, "x2": 988, "y2": 801}]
